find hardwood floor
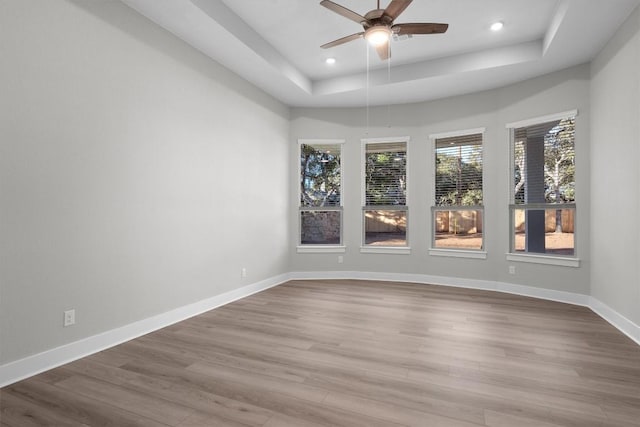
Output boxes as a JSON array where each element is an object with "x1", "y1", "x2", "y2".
[{"x1": 2, "y1": 279, "x2": 640, "y2": 426}]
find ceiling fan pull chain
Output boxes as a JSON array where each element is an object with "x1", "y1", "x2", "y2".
[
  {"x1": 366, "y1": 45, "x2": 370, "y2": 136},
  {"x1": 387, "y1": 51, "x2": 391, "y2": 128}
]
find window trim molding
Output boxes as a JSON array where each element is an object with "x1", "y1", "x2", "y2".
[
  {"x1": 505, "y1": 110, "x2": 578, "y2": 130},
  {"x1": 360, "y1": 246, "x2": 411, "y2": 255},
  {"x1": 298, "y1": 138, "x2": 346, "y2": 146},
  {"x1": 429, "y1": 129, "x2": 485, "y2": 254},
  {"x1": 361, "y1": 136, "x2": 410, "y2": 144},
  {"x1": 429, "y1": 248, "x2": 487, "y2": 259},
  {"x1": 506, "y1": 253, "x2": 580, "y2": 268},
  {"x1": 428, "y1": 127, "x2": 486, "y2": 140},
  {"x1": 297, "y1": 245, "x2": 346, "y2": 254},
  {"x1": 298, "y1": 139, "x2": 345, "y2": 248},
  {"x1": 360, "y1": 136, "x2": 410, "y2": 250}
]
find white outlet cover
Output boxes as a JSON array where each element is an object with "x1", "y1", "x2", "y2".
[{"x1": 63, "y1": 309, "x2": 75, "y2": 327}]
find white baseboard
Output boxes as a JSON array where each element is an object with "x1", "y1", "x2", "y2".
[
  {"x1": 3, "y1": 270, "x2": 638, "y2": 387},
  {"x1": 288, "y1": 270, "x2": 591, "y2": 306},
  {"x1": 0, "y1": 273, "x2": 291, "y2": 388},
  {"x1": 589, "y1": 296, "x2": 640, "y2": 346}
]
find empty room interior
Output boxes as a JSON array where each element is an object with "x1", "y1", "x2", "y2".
[{"x1": 2, "y1": 0, "x2": 640, "y2": 426}]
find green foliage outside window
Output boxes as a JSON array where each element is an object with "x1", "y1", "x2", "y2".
[
  {"x1": 435, "y1": 141, "x2": 483, "y2": 207},
  {"x1": 300, "y1": 144, "x2": 341, "y2": 207},
  {"x1": 513, "y1": 117, "x2": 575, "y2": 204},
  {"x1": 365, "y1": 150, "x2": 406, "y2": 206}
]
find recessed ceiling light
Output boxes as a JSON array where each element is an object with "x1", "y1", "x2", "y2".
[
  {"x1": 491, "y1": 21, "x2": 504, "y2": 32},
  {"x1": 325, "y1": 57, "x2": 336, "y2": 65}
]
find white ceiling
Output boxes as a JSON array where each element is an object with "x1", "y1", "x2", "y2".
[{"x1": 120, "y1": 0, "x2": 640, "y2": 107}]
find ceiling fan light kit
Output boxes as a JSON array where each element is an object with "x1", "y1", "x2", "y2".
[
  {"x1": 320, "y1": 0, "x2": 448, "y2": 60},
  {"x1": 365, "y1": 26, "x2": 391, "y2": 46}
]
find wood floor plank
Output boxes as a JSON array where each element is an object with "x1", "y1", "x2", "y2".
[
  {"x1": 261, "y1": 413, "x2": 329, "y2": 427},
  {"x1": 120, "y1": 360, "x2": 403, "y2": 427},
  {"x1": 2, "y1": 279, "x2": 640, "y2": 426},
  {"x1": 0, "y1": 391, "x2": 84, "y2": 427},
  {"x1": 60, "y1": 358, "x2": 274, "y2": 426},
  {"x1": 322, "y1": 391, "x2": 485, "y2": 427},
  {"x1": 53, "y1": 375, "x2": 194, "y2": 426},
  {"x1": 3, "y1": 379, "x2": 169, "y2": 426},
  {"x1": 176, "y1": 410, "x2": 254, "y2": 427},
  {"x1": 483, "y1": 409, "x2": 564, "y2": 427}
]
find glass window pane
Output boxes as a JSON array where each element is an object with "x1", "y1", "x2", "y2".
[
  {"x1": 513, "y1": 208, "x2": 575, "y2": 255},
  {"x1": 300, "y1": 210, "x2": 341, "y2": 245},
  {"x1": 301, "y1": 144, "x2": 340, "y2": 207},
  {"x1": 435, "y1": 134, "x2": 483, "y2": 206},
  {"x1": 365, "y1": 142, "x2": 406, "y2": 206},
  {"x1": 513, "y1": 118, "x2": 575, "y2": 205},
  {"x1": 364, "y1": 210, "x2": 407, "y2": 246},
  {"x1": 434, "y1": 209, "x2": 483, "y2": 250}
]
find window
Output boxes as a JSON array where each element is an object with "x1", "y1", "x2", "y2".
[
  {"x1": 299, "y1": 140, "x2": 343, "y2": 249},
  {"x1": 362, "y1": 138, "x2": 408, "y2": 251},
  {"x1": 431, "y1": 130, "x2": 484, "y2": 254},
  {"x1": 508, "y1": 112, "x2": 577, "y2": 260}
]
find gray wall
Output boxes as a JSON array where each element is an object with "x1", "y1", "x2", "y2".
[
  {"x1": 590, "y1": 6, "x2": 640, "y2": 325},
  {"x1": 0, "y1": 0, "x2": 290, "y2": 364},
  {"x1": 290, "y1": 64, "x2": 591, "y2": 295},
  {"x1": 2, "y1": 0, "x2": 639, "y2": 368}
]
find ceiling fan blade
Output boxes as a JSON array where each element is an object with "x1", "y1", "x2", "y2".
[
  {"x1": 392, "y1": 23, "x2": 448, "y2": 35},
  {"x1": 375, "y1": 40, "x2": 391, "y2": 60},
  {"x1": 320, "y1": 0, "x2": 367, "y2": 25},
  {"x1": 383, "y1": 0, "x2": 412, "y2": 21},
  {"x1": 321, "y1": 32, "x2": 365, "y2": 49}
]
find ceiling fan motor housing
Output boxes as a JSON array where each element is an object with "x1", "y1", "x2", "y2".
[{"x1": 363, "y1": 9, "x2": 391, "y2": 26}]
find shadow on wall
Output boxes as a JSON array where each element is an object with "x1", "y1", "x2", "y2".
[
  {"x1": 591, "y1": 5, "x2": 640, "y2": 78},
  {"x1": 67, "y1": 0, "x2": 289, "y2": 119},
  {"x1": 290, "y1": 64, "x2": 590, "y2": 129},
  {"x1": 290, "y1": 90, "x2": 496, "y2": 128},
  {"x1": 497, "y1": 64, "x2": 592, "y2": 110}
]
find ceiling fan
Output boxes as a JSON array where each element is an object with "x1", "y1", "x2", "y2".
[{"x1": 320, "y1": 0, "x2": 448, "y2": 60}]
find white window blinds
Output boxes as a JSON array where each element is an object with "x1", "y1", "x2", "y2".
[
  {"x1": 435, "y1": 133, "x2": 483, "y2": 206},
  {"x1": 365, "y1": 141, "x2": 407, "y2": 206}
]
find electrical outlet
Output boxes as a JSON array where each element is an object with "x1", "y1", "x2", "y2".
[
  {"x1": 338, "y1": 255, "x2": 344, "y2": 264},
  {"x1": 63, "y1": 309, "x2": 75, "y2": 327},
  {"x1": 241, "y1": 267, "x2": 247, "y2": 278},
  {"x1": 509, "y1": 265, "x2": 516, "y2": 275}
]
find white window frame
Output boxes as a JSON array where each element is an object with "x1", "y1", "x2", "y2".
[
  {"x1": 505, "y1": 110, "x2": 580, "y2": 267},
  {"x1": 360, "y1": 136, "x2": 410, "y2": 254},
  {"x1": 429, "y1": 128, "x2": 487, "y2": 259},
  {"x1": 297, "y1": 139, "x2": 346, "y2": 254}
]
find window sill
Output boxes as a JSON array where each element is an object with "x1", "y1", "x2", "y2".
[
  {"x1": 429, "y1": 249, "x2": 487, "y2": 259},
  {"x1": 360, "y1": 246, "x2": 411, "y2": 255},
  {"x1": 506, "y1": 253, "x2": 580, "y2": 267},
  {"x1": 297, "y1": 245, "x2": 346, "y2": 254}
]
